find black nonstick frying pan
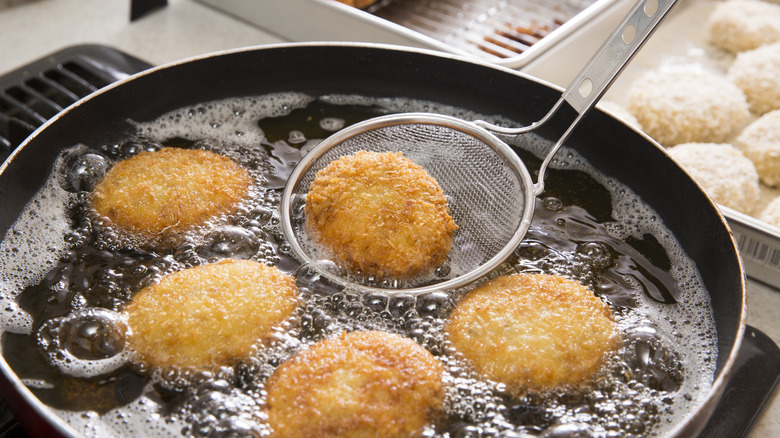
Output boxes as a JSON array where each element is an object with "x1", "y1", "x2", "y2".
[{"x1": 0, "y1": 43, "x2": 745, "y2": 437}]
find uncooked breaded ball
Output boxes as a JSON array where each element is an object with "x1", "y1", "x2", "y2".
[
  {"x1": 707, "y1": 0, "x2": 780, "y2": 53},
  {"x1": 265, "y1": 330, "x2": 445, "y2": 438},
  {"x1": 736, "y1": 111, "x2": 780, "y2": 186},
  {"x1": 759, "y1": 196, "x2": 780, "y2": 228},
  {"x1": 627, "y1": 69, "x2": 749, "y2": 146},
  {"x1": 92, "y1": 147, "x2": 252, "y2": 238},
  {"x1": 728, "y1": 42, "x2": 780, "y2": 115},
  {"x1": 305, "y1": 150, "x2": 457, "y2": 279},
  {"x1": 667, "y1": 143, "x2": 760, "y2": 214},
  {"x1": 123, "y1": 259, "x2": 298, "y2": 369},
  {"x1": 445, "y1": 273, "x2": 618, "y2": 392}
]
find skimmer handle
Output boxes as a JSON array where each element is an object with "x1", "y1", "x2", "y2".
[
  {"x1": 478, "y1": 0, "x2": 680, "y2": 195},
  {"x1": 529, "y1": 0, "x2": 679, "y2": 194},
  {"x1": 563, "y1": 0, "x2": 678, "y2": 114}
]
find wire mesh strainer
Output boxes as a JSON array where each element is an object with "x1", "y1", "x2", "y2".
[{"x1": 280, "y1": 0, "x2": 678, "y2": 294}]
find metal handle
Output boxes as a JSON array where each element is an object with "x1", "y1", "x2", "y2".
[
  {"x1": 476, "y1": 0, "x2": 679, "y2": 195},
  {"x1": 563, "y1": 0, "x2": 678, "y2": 114}
]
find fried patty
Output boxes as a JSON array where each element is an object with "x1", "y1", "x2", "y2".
[
  {"x1": 446, "y1": 273, "x2": 618, "y2": 392},
  {"x1": 92, "y1": 147, "x2": 252, "y2": 238},
  {"x1": 305, "y1": 151, "x2": 457, "y2": 279},
  {"x1": 265, "y1": 330, "x2": 445, "y2": 438},
  {"x1": 123, "y1": 259, "x2": 298, "y2": 369}
]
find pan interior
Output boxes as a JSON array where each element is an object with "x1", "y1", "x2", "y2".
[{"x1": 0, "y1": 91, "x2": 720, "y2": 438}]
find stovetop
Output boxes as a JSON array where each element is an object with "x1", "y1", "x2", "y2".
[{"x1": 0, "y1": 45, "x2": 778, "y2": 438}]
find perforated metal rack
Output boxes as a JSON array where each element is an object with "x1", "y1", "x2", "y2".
[
  {"x1": 0, "y1": 44, "x2": 151, "y2": 164},
  {"x1": 196, "y1": 0, "x2": 623, "y2": 70},
  {"x1": 369, "y1": 0, "x2": 600, "y2": 60}
]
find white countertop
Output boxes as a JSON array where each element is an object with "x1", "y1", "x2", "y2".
[
  {"x1": 0, "y1": 0, "x2": 283, "y2": 75},
  {"x1": 0, "y1": 0, "x2": 778, "y2": 437}
]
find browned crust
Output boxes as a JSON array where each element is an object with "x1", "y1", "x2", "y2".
[
  {"x1": 265, "y1": 330, "x2": 445, "y2": 438},
  {"x1": 305, "y1": 151, "x2": 457, "y2": 279},
  {"x1": 446, "y1": 273, "x2": 618, "y2": 392},
  {"x1": 123, "y1": 259, "x2": 299, "y2": 369},
  {"x1": 92, "y1": 147, "x2": 252, "y2": 237}
]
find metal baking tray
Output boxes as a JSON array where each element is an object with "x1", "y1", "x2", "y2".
[
  {"x1": 599, "y1": 0, "x2": 780, "y2": 288},
  {"x1": 195, "y1": 0, "x2": 631, "y2": 72},
  {"x1": 723, "y1": 208, "x2": 780, "y2": 289}
]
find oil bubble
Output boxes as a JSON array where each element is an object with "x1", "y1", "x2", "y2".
[
  {"x1": 541, "y1": 422, "x2": 596, "y2": 438},
  {"x1": 622, "y1": 323, "x2": 683, "y2": 392},
  {"x1": 37, "y1": 308, "x2": 129, "y2": 378},
  {"x1": 577, "y1": 242, "x2": 614, "y2": 269},
  {"x1": 542, "y1": 197, "x2": 563, "y2": 212},
  {"x1": 59, "y1": 308, "x2": 126, "y2": 360},
  {"x1": 56, "y1": 145, "x2": 110, "y2": 192},
  {"x1": 388, "y1": 294, "x2": 416, "y2": 318},
  {"x1": 288, "y1": 130, "x2": 306, "y2": 144},
  {"x1": 198, "y1": 226, "x2": 260, "y2": 260},
  {"x1": 499, "y1": 430, "x2": 539, "y2": 438},
  {"x1": 295, "y1": 259, "x2": 344, "y2": 295},
  {"x1": 319, "y1": 117, "x2": 345, "y2": 132},
  {"x1": 290, "y1": 194, "x2": 306, "y2": 221},
  {"x1": 362, "y1": 293, "x2": 389, "y2": 312},
  {"x1": 416, "y1": 291, "x2": 452, "y2": 319},
  {"x1": 120, "y1": 138, "x2": 161, "y2": 156}
]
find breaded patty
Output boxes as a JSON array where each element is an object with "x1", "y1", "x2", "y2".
[
  {"x1": 92, "y1": 147, "x2": 252, "y2": 238},
  {"x1": 627, "y1": 69, "x2": 749, "y2": 146},
  {"x1": 668, "y1": 142, "x2": 760, "y2": 214},
  {"x1": 265, "y1": 330, "x2": 445, "y2": 438},
  {"x1": 123, "y1": 259, "x2": 298, "y2": 369},
  {"x1": 760, "y1": 196, "x2": 780, "y2": 228},
  {"x1": 445, "y1": 273, "x2": 618, "y2": 392},
  {"x1": 707, "y1": 0, "x2": 780, "y2": 53},
  {"x1": 736, "y1": 110, "x2": 780, "y2": 187},
  {"x1": 728, "y1": 41, "x2": 780, "y2": 115},
  {"x1": 305, "y1": 151, "x2": 457, "y2": 279}
]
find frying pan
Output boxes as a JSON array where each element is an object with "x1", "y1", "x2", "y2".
[{"x1": 0, "y1": 43, "x2": 745, "y2": 437}]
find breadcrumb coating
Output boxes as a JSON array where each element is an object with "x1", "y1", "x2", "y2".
[
  {"x1": 668, "y1": 142, "x2": 760, "y2": 214},
  {"x1": 707, "y1": 0, "x2": 780, "y2": 53},
  {"x1": 736, "y1": 110, "x2": 780, "y2": 187},
  {"x1": 728, "y1": 42, "x2": 780, "y2": 115},
  {"x1": 627, "y1": 69, "x2": 749, "y2": 147},
  {"x1": 92, "y1": 147, "x2": 252, "y2": 238},
  {"x1": 265, "y1": 330, "x2": 445, "y2": 438},
  {"x1": 305, "y1": 151, "x2": 457, "y2": 279},
  {"x1": 760, "y1": 195, "x2": 780, "y2": 228},
  {"x1": 446, "y1": 273, "x2": 618, "y2": 392},
  {"x1": 123, "y1": 259, "x2": 298, "y2": 369}
]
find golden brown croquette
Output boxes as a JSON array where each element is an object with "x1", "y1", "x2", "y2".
[
  {"x1": 446, "y1": 273, "x2": 618, "y2": 392},
  {"x1": 305, "y1": 151, "x2": 457, "y2": 279},
  {"x1": 92, "y1": 147, "x2": 252, "y2": 238},
  {"x1": 265, "y1": 330, "x2": 445, "y2": 438},
  {"x1": 123, "y1": 259, "x2": 298, "y2": 369}
]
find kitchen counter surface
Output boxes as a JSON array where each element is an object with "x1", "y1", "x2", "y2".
[
  {"x1": 0, "y1": 1, "x2": 778, "y2": 437},
  {"x1": 0, "y1": 0, "x2": 283, "y2": 75}
]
